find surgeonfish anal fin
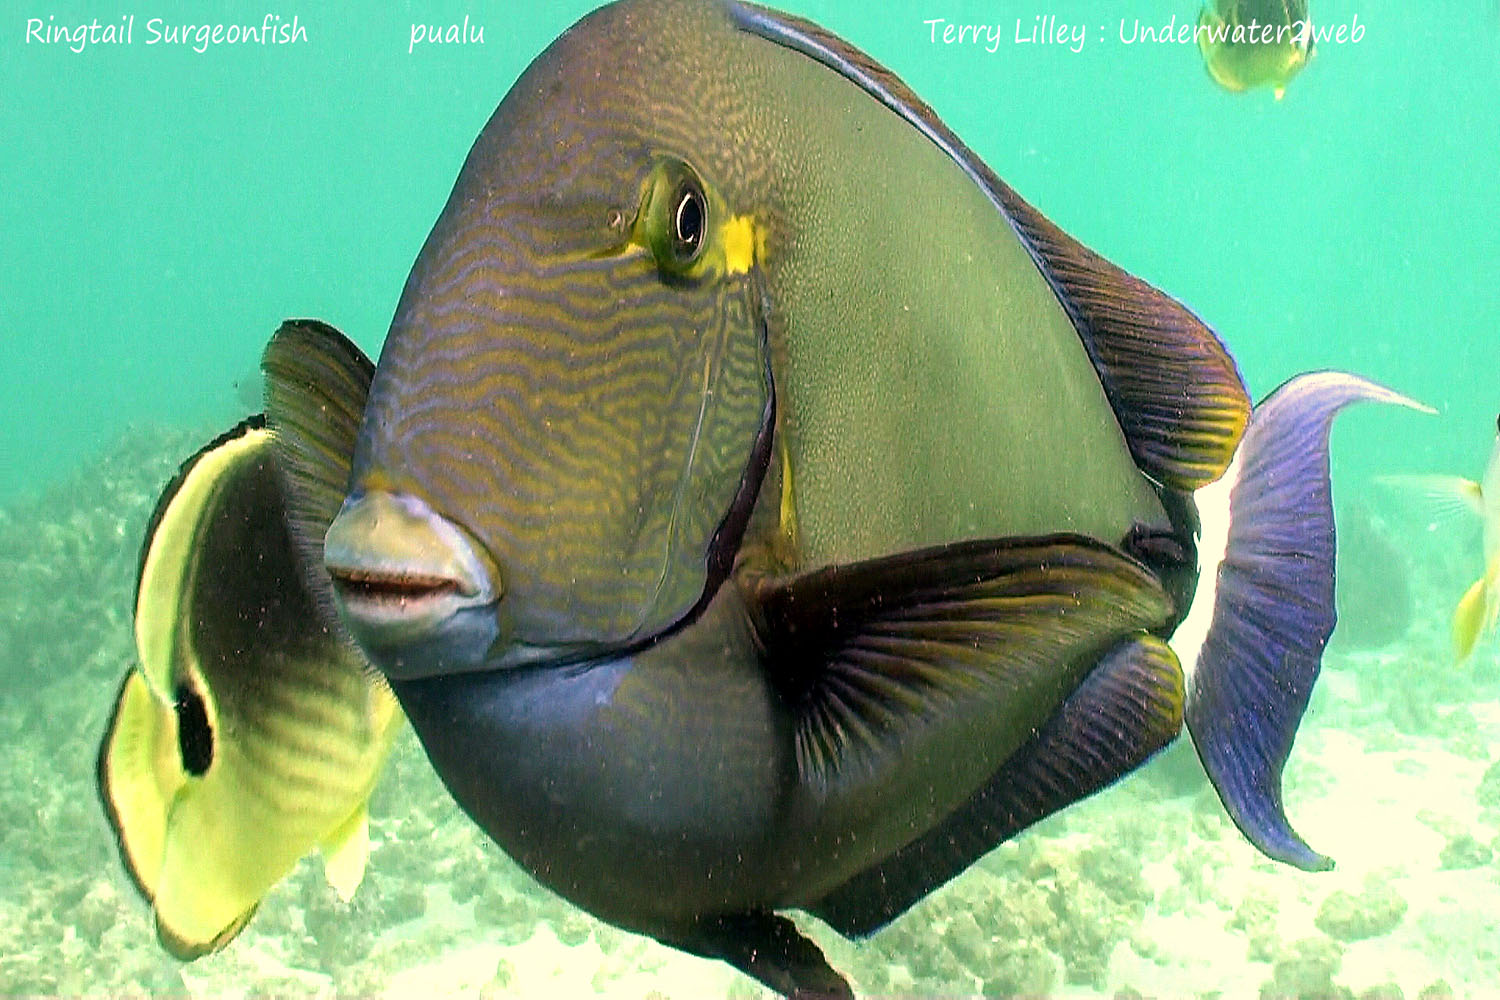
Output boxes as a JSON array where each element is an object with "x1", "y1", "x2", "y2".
[
  {"x1": 747, "y1": 535, "x2": 1175, "y2": 800},
  {"x1": 1185, "y1": 372, "x2": 1430, "y2": 872},
  {"x1": 667, "y1": 910, "x2": 853, "y2": 1000},
  {"x1": 262, "y1": 319, "x2": 374, "y2": 635},
  {"x1": 320, "y1": 803, "x2": 372, "y2": 902},
  {"x1": 809, "y1": 633, "x2": 1184, "y2": 937}
]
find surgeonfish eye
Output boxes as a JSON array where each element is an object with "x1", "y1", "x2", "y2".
[
  {"x1": 672, "y1": 183, "x2": 706, "y2": 262},
  {"x1": 173, "y1": 680, "x2": 213, "y2": 777},
  {"x1": 640, "y1": 157, "x2": 711, "y2": 275}
]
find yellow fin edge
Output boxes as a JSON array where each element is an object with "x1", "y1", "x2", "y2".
[
  {"x1": 320, "y1": 803, "x2": 373, "y2": 903},
  {"x1": 1453, "y1": 575, "x2": 1489, "y2": 663},
  {"x1": 98, "y1": 670, "x2": 184, "y2": 902}
]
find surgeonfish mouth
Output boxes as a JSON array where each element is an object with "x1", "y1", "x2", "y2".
[
  {"x1": 329, "y1": 567, "x2": 466, "y2": 605},
  {"x1": 322, "y1": 490, "x2": 501, "y2": 665},
  {"x1": 324, "y1": 561, "x2": 488, "y2": 633}
]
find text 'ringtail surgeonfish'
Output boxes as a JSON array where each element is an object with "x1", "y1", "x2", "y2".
[
  {"x1": 1198, "y1": 0, "x2": 1316, "y2": 99},
  {"x1": 97, "y1": 413, "x2": 402, "y2": 959},
  {"x1": 154, "y1": 1, "x2": 1425, "y2": 995}
]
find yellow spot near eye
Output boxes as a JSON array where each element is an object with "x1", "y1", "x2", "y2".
[{"x1": 720, "y1": 214, "x2": 758, "y2": 275}]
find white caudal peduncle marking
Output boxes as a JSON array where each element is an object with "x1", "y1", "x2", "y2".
[{"x1": 1169, "y1": 449, "x2": 1242, "y2": 684}]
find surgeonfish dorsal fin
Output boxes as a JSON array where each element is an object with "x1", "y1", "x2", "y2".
[
  {"x1": 980, "y1": 183, "x2": 1251, "y2": 489},
  {"x1": 262, "y1": 319, "x2": 374, "y2": 637},
  {"x1": 730, "y1": 1, "x2": 1251, "y2": 489}
]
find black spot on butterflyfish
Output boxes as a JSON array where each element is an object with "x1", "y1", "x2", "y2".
[{"x1": 174, "y1": 681, "x2": 213, "y2": 776}]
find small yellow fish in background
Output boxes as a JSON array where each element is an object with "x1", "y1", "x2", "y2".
[
  {"x1": 1451, "y1": 415, "x2": 1500, "y2": 659},
  {"x1": 1382, "y1": 414, "x2": 1500, "y2": 663},
  {"x1": 97, "y1": 407, "x2": 402, "y2": 958},
  {"x1": 1198, "y1": 0, "x2": 1315, "y2": 99},
  {"x1": 1436, "y1": 415, "x2": 1500, "y2": 662}
]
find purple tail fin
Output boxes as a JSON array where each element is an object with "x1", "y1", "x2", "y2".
[{"x1": 1186, "y1": 372, "x2": 1430, "y2": 871}]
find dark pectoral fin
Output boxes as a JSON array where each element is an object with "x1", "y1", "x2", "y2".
[
  {"x1": 993, "y1": 181, "x2": 1251, "y2": 489},
  {"x1": 669, "y1": 911, "x2": 852, "y2": 1000},
  {"x1": 261, "y1": 319, "x2": 374, "y2": 626},
  {"x1": 809, "y1": 634, "x2": 1185, "y2": 937},
  {"x1": 748, "y1": 535, "x2": 1176, "y2": 799}
]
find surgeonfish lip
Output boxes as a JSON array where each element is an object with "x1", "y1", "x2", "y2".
[{"x1": 324, "y1": 490, "x2": 502, "y2": 680}]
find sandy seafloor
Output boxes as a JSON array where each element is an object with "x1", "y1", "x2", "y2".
[{"x1": 2, "y1": 424, "x2": 1497, "y2": 1000}]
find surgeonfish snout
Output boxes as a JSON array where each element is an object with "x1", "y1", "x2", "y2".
[{"x1": 324, "y1": 490, "x2": 502, "y2": 679}]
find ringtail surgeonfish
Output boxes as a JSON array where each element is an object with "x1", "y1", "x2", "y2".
[
  {"x1": 97, "y1": 410, "x2": 402, "y2": 958},
  {"x1": 1198, "y1": 0, "x2": 1315, "y2": 99},
  {"x1": 177, "y1": 2, "x2": 1422, "y2": 995}
]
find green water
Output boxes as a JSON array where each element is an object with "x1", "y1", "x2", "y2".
[
  {"x1": 2, "y1": 2, "x2": 1498, "y2": 997},
  {"x1": 2, "y1": 0, "x2": 1496, "y2": 498}
]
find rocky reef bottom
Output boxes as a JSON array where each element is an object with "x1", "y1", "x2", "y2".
[{"x1": 1, "y1": 426, "x2": 1497, "y2": 999}]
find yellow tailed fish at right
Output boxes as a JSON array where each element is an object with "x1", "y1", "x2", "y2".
[{"x1": 1381, "y1": 414, "x2": 1500, "y2": 663}]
